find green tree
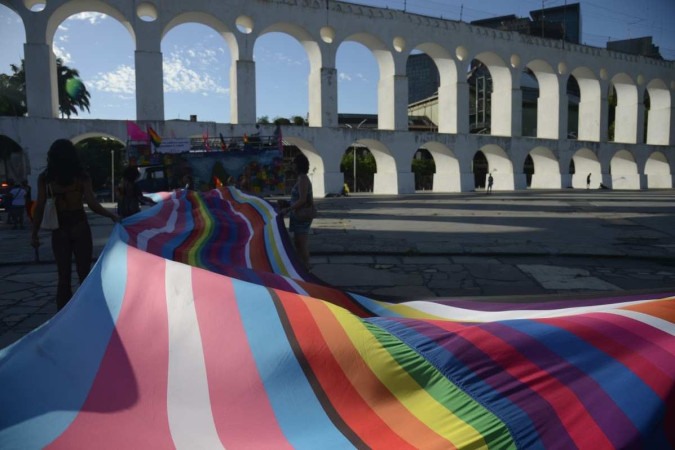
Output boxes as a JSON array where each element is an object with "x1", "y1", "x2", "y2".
[
  {"x1": 257, "y1": 115, "x2": 270, "y2": 124},
  {"x1": 291, "y1": 115, "x2": 307, "y2": 126},
  {"x1": 75, "y1": 137, "x2": 124, "y2": 190},
  {"x1": 56, "y1": 58, "x2": 91, "y2": 118},
  {"x1": 0, "y1": 63, "x2": 27, "y2": 116},
  {"x1": 412, "y1": 157, "x2": 436, "y2": 190},
  {"x1": 340, "y1": 147, "x2": 376, "y2": 192},
  {"x1": 0, "y1": 59, "x2": 91, "y2": 118},
  {"x1": 273, "y1": 116, "x2": 291, "y2": 125},
  {"x1": 0, "y1": 135, "x2": 22, "y2": 181}
]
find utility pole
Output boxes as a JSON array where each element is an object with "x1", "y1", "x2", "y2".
[
  {"x1": 541, "y1": 0, "x2": 545, "y2": 38},
  {"x1": 403, "y1": 0, "x2": 406, "y2": 12},
  {"x1": 111, "y1": 148, "x2": 115, "y2": 203}
]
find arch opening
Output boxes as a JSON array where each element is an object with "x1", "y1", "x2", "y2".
[
  {"x1": 527, "y1": 147, "x2": 560, "y2": 189},
  {"x1": 48, "y1": 8, "x2": 134, "y2": 120},
  {"x1": 570, "y1": 148, "x2": 600, "y2": 189},
  {"x1": 162, "y1": 23, "x2": 231, "y2": 123},
  {"x1": 610, "y1": 149, "x2": 640, "y2": 190},
  {"x1": 645, "y1": 151, "x2": 672, "y2": 188},
  {"x1": 336, "y1": 40, "x2": 379, "y2": 122},
  {"x1": 254, "y1": 31, "x2": 309, "y2": 125}
]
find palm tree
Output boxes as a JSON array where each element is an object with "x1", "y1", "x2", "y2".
[
  {"x1": 0, "y1": 62, "x2": 27, "y2": 116},
  {"x1": 0, "y1": 59, "x2": 90, "y2": 118},
  {"x1": 56, "y1": 58, "x2": 90, "y2": 118}
]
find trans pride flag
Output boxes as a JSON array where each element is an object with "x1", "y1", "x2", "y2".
[{"x1": 1, "y1": 187, "x2": 674, "y2": 449}]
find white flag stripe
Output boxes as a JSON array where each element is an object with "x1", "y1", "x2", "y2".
[
  {"x1": 604, "y1": 309, "x2": 675, "y2": 336},
  {"x1": 165, "y1": 261, "x2": 225, "y2": 449},
  {"x1": 137, "y1": 196, "x2": 180, "y2": 252},
  {"x1": 400, "y1": 298, "x2": 673, "y2": 322}
]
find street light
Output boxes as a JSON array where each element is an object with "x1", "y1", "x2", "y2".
[
  {"x1": 353, "y1": 146, "x2": 357, "y2": 193},
  {"x1": 352, "y1": 118, "x2": 367, "y2": 193},
  {"x1": 111, "y1": 148, "x2": 115, "y2": 203}
]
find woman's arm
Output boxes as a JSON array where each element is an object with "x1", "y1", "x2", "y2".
[
  {"x1": 83, "y1": 177, "x2": 119, "y2": 222},
  {"x1": 135, "y1": 183, "x2": 156, "y2": 206},
  {"x1": 283, "y1": 175, "x2": 310, "y2": 215},
  {"x1": 293, "y1": 176, "x2": 310, "y2": 209},
  {"x1": 30, "y1": 176, "x2": 47, "y2": 248}
]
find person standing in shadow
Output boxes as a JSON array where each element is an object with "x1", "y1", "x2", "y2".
[
  {"x1": 487, "y1": 173, "x2": 494, "y2": 194},
  {"x1": 31, "y1": 139, "x2": 120, "y2": 311},
  {"x1": 281, "y1": 154, "x2": 314, "y2": 271},
  {"x1": 8, "y1": 179, "x2": 27, "y2": 229},
  {"x1": 182, "y1": 174, "x2": 194, "y2": 190},
  {"x1": 587, "y1": 173, "x2": 592, "y2": 189},
  {"x1": 117, "y1": 166, "x2": 155, "y2": 219}
]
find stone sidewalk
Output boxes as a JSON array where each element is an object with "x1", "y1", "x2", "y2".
[{"x1": 1, "y1": 189, "x2": 675, "y2": 348}]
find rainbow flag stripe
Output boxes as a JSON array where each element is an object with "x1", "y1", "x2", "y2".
[
  {"x1": 147, "y1": 126, "x2": 162, "y2": 147},
  {"x1": 1, "y1": 187, "x2": 673, "y2": 449}
]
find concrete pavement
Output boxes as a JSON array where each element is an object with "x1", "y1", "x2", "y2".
[{"x1": 1, "y1": 189, "x2": 675, "y2": 348}]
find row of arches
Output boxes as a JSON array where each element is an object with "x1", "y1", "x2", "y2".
[
  {"x1": 285, "y1": 136, "x2": 674, "y2": 193},
  {"x1": 4, "y1": 0, "x2": 672, "y2": 147},
  {"x1": 0, "y1": 124, "x2": 671, "y2": 197}
]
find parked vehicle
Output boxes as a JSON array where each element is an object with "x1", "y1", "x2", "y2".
[
  {"x1": 136, "y1": 165, "x2": 169, "y2": 193},
  {"x1": 0, "y1": 182, "x2": 11, "y2": 211}
]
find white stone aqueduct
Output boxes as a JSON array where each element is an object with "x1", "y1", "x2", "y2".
[{"x1": 0, "y1": 0, "x2": 674, "y2": 196}]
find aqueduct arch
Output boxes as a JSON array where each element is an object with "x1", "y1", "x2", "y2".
[
  {"x1": 644, "y1": 151, "x2": 672, "y2": 189},
  {"x1": 610, "y1": 149, "x2": 640, "y2": 190},
  {"x1": 527, "y1": 146, "x2": 560, "y2": 189},
  {"x1": 0, "y1": 0, "x2": 671, "y2": 196},
  {"x1": 477, "y1": 144, "x2": 514, "y2": 191},
  {"x1": 610, "y1": 73, "x2": 638, "y2": 144},
  {"x1": 526, "y1": 59, "x2": 560, "y2": 140},
  {"x1": 571, "y1": 148, "x2": 601, "y2": 189},
  {"x1": 419, "y1": 141, "x2": 460, "y2": 192}
]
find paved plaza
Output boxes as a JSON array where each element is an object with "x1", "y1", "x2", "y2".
[{"x1": 1, "y1": 189, "x2": 674, "y2": 348}]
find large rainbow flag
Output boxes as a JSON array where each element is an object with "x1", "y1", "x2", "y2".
[{"x1": 1, "y1": 187, "x2": 674, "y2": 449}]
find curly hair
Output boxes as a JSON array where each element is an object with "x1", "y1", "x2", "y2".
[
  {"x1": 294, "y1": 153, "x2": 310, "y2": 174},
  {"x1": 44, "y1": 139, "x2": 85, "y2": 185},
  {"x1": 122, "y1": 166, "x2": 140, "y2": 182}
]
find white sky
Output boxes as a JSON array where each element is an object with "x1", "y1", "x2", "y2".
[{"x1": 1, "y1": 0, "x2": 673, "y2": 122}]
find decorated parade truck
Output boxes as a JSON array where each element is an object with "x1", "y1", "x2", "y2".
[{"x1": 124, "y1": 132, "x2": 289, "y2": 196}]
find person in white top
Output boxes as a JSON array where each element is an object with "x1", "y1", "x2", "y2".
[{"x1": 9, "y1": 179, "x2": 27, "y2": 229}]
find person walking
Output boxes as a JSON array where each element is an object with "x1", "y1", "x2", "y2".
[
  {"x1": 487, "y1": 173, "x2": 494, "y2": 194},
  {"x1": 31, "y1": 139, "x2": 120, "y2": 311},
  {"x1": 281, "y1": 154, "x2": 315, "y2": 271},
  {"x1": 22, "y1": 180, "x2": 33, "y2": 224},
  {"x1": 586, "y1": 173, "x2": 591, "y2": 189},
  {"x1": 8, "y1": 180, "x2": 27, "y2": 229},
  {"x1": 182, "y1": 174, "x2": 194, "y2": 190},
  {"x1": 117, "y1": 166, "x2": 155, "y2": 218}
]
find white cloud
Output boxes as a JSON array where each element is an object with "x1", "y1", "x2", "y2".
[
  {"x1": 85, "y1": 50, "x2": 229, "y2": 97},
  {"x1": 69, "y1": 12, "x2": 107, "y2": 25},
  {"x1": 271, "y1": 51, "x2": 303, "y2": 66},
  {"x1": 88, "y1": 65, "x2": 135, "y2": 94},
  {"x1": 355, "y1": 72, "x2": 368, "y2": 82},
  {"x1": 339, "y1": 72, "x2": 352, "y2": 81},
  {"x1": 255, "y1": 47, "x2": 305, "y2": 67},
  {"x1": 169, "y1": 45, "x2": 223, "y2": 68},
  {"x1": 163, "y1": 56, "x2": 228, "y2": 95},
  {"x1": 52, "y1": 44, "x2": 72, "y2": 64}
]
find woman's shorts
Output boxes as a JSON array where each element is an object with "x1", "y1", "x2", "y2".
[{"x1": 289, "y1": 216, "x2": 313, "y2": 235}]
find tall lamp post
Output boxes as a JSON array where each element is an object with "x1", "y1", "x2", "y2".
[
  {"x1": 111, "y1": 148, "x2": 115, "y2": 203},
  {"x1": 353, "y1": 146, "x2": 357, "y2": 193},
  {"x1": 352, "y1": 118, "x2": 367, "y2": 193}
]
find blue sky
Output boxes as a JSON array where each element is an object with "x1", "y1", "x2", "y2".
[{"x1": 1, "y1": 0, "x2": 673, "y2": 123}]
